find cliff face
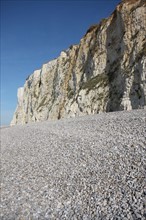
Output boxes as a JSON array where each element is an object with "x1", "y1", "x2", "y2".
[{"x1": 11, "y1": 0, "x2": 146, "y2": 125}]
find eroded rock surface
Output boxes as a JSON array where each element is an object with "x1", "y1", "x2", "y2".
[{"x1": 11, "y1": 0, "x2": 146, "y2": 125}]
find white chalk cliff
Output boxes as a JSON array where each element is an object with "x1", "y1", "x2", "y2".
[{"x1": 11, "y1": 0, "x2": 146, "y2": 125}]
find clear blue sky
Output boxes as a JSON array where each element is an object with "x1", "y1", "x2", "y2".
[{"x1": 1, "y1": 0, "x2": 120, "y2": 125}]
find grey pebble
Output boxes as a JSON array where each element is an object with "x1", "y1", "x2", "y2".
[{"x1": 1, "y1": 109, "x2": 146, "y2": 219}]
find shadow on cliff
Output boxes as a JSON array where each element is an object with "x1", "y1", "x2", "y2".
[
  {"x1": 106, "y1": 6, "x2": 146, "y2": 111},
  {"x1": 129, "y1": 55, "x2": 146, "y2": 109},
  {"x1": 105, "y1": 9, "x2": 126, "y2": 112},
  {"x1": 79, "y1": 23, "x2": 105, "y2": 87}
]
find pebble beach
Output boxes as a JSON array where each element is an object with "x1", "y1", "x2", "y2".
[{"x1": 1, "y1": 110, "x2": 146, "y2": 219}]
